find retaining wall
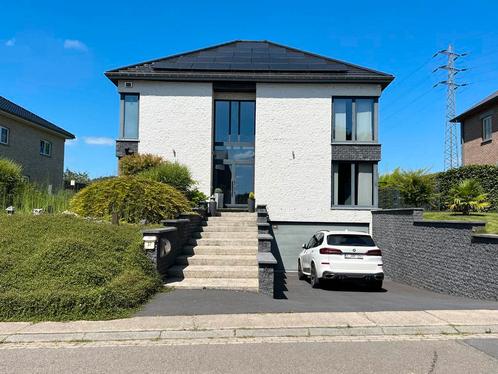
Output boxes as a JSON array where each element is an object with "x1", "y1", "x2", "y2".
[{"x1": 372, "y1": 208, "x2": 498, "y2": 300}]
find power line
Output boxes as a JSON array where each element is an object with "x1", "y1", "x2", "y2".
[{"x1": 433, "y1": 44, "x2": 468, "y2": 171}]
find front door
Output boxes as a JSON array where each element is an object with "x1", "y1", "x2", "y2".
[{"x1": 213, "y1": 100, "x2": 255, "y2": 207}]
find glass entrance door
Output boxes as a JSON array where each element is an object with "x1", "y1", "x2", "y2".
[{"x1": 213, "y1": 100, "x2": 255, "y2": 206}]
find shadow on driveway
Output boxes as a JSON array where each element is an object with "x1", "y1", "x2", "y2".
[{"x1": 136, "y1": 275, "x2": 498, "y2": 317}]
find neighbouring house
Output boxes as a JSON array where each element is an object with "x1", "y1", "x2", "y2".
[
  {"x1": 105, "y1": 40, "x2": 393, "y2": 270},
  {"x1": 452, "y1": 90, "x2": 498, "y2": 166},
  {"x1": 0, "y1": 96, "x2": 75, "y2": 189}
]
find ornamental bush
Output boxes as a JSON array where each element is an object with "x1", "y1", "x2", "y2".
[
  {"x1": 139, "y1": 161, "x2": 195, "y2": 194},
  {"x1": 0, "y1": 158, "x2": 23, "y2": 205},
  {"x1": 379, "y1": 168, "x2": 435, "y2": 208},
  {"x1": 435, "y1": 165, "x2": 498, "y2": 210},
  {"x1": 0, "y1": 214, "x2": 161, "y2": 321},
  {"x1": 119, "y1": 153, "x2": 164, "y2": 176},
  {"x1": 447, "y1": 179, "x2": 490, "y2": 215},
  {"x1": 70, "y1": 176, "x2": 191, "y2": 223}
]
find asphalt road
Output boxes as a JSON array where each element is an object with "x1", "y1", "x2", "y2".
[
  {"x1": 1, "y1": 339, "x2": 497, "y2": 373},
  {"x1": 137, "y1": 276, "x2": 498, "y2": 316}
]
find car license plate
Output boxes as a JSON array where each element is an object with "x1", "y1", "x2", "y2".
[{"x1": 345, "y1": 254, "x2": 363, "y2": 259}]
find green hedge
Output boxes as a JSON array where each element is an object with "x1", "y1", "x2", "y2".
[
  {"x1": 0, "y1": 215, "x2": 161, "y2": 321},
  {"x1": 70, "y1": 176, "x2": 191, "y2": 223},
  {"x1": 435, "y1": 165, "x2": 498, "y2": 210}
]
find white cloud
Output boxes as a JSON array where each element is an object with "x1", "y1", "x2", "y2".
[
  {"x1": 63, "y1": 39, "x2": 88, "y2": 51},
  {"x1": 83, "y1": 137, "x2": 114, "y2": 146},
  {"x1": 5, "y1": 38, "x2": 15, "y2": 47},
  {"x1": 65, "y1": 138, "x2": 78, "y2": 146}
]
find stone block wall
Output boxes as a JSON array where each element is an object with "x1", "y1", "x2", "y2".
[{"x1": 372, "y1": 208, "x2": 498, "y2": 300}]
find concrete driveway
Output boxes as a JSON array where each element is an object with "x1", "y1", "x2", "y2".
[{"x1": 137, "y1": 274, "x2": 498, "y2": 316}]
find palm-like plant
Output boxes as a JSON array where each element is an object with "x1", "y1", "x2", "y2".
[{"x1": 447, "y1": 179, "x2": 490, "y2": 215}]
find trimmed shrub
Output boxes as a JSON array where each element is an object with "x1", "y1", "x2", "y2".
[
  {"x1": 0, "y1": 214, "x2": 161, "y2": 321},
  {"x1": 139, "y1": 161, "x2": 195, "y2": 194},
  {"x1": 119, "y1": 153, "x2": 164, "y2": 176},
  {"x1": 0, "y1": 158, "x2": 23, "y2": 206},
  {"x1": 187, "y1": 188, "x2": 209, "y2": 207},
  {"x1": 435, "y1": 165, "x2": 498, "y2": 210},
  {"x1": 70, "y1": 176, "x2": 190, "y2": 223}
]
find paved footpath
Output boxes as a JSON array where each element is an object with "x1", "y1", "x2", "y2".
[{"x1": 1, "y1": 309, "x2": 498, "y2": 346}]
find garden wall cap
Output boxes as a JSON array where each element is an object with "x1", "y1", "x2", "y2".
[
  {"x1": 141, "y1": 227, "x2": 177, "y2": 235},
  {"x1": 258, "y1": 252, "x2": 277, "y2": 265},
  {"x1": 372, "y1": 208, "x2": 424, "y2": 214},
  {"x1": 472, "y1": 233, "x2": 498, "y2": 243},
  {"x1": 258, "y1": 233, "x2": 273, "y2": 241},
  {"x1": 414, "y1": 219, "x2": 486, "y2": 227}
]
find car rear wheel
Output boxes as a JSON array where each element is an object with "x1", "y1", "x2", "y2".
[
  {"x1": 310, "y1": 263, "x2": 321, "y2": 289},
  {"x1": 297, "y1": 260, "x2": 306, "y2": 280},
  {"x1": 369, "y1": 279, "x2": 383, "y2": 291}
]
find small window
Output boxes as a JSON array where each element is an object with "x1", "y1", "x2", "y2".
[
  {"x1": 40, "y1": 140, "x2": 52, "y2": 156},
  {"x1": 0, "y1": 126, "x2": 9, "y2": 145},
  {"x1": 482, "y1": 116, "x2": 492, "y2": 141},
  {"x1": 122, "y1": 94, "x2": 139, "y2": 139}
]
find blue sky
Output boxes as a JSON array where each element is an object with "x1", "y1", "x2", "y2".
[{"x1": 1, "y1": 0, "x2": 497, "y2": 177}]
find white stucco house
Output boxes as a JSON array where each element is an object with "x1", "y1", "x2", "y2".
[{"x1": 105, "y1": 40, "x2": 394, "y2": 270}]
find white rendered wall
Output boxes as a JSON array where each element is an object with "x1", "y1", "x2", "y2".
[
  {"x1": 118, "y1": 80, "x2": 213, "y2": 195},
  {"x1": 255, "y1": 83, "x2": 382, "y2": 226}
]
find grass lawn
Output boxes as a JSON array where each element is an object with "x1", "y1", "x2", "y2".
[
  {"x1": 0, "y1": 214, "x2": 161, "y2": 321},
  {"x1": 423, "y1": 211, "x2": 498, "y2": 234}
]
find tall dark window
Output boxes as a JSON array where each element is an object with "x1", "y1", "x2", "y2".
[
  {"x1": 0, "y1": 126, "x2": 9, "y2": 145},
  {"x1": 333, "y1": 98, "x2": 374, "y2": 142},
  {"x1": 482, "y1": 115, "x2": 492, "y2": 141},
  {"x1": 333, "y1": 162, "x2": 374, "y2": 206},
  {"x1": 121, "y1": 94, "x2": 139, "y2": 139}
]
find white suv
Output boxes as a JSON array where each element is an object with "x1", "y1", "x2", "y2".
[{"x1": 297, "y1": 231, "x2": 384, "y2": 289}]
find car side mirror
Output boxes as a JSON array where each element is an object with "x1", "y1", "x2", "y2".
[{"x1": 302, "y1": 243, "x2": 307, "y2": 249}]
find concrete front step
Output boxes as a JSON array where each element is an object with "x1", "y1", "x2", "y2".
[
  {"x1": 208, "y1": 216, "x2": 257, "y2": 222},
  {"x1": 183, "y1": 246, "x2": 257, "y2": 256},
  {"x1": 205, "y1": 222, "x2": 257, "y2": 229},
  {"x1": 167, "y1": 265, "x2": 258, "y2": 279},
  {"x1": 189, "y1": 238, "x2": 258, "y2": 246},
  {"x1": 176, "y1": 255, "x2": 257, "y2": 266},
  {"x1": 164, "y1": 277, "x2": 258, "y2": 291},
  {"x1": 198, "y1": 231, "x2": 258, "y2": 239},
  {"x1": 218, "y1": 212, "x2": 257, "y2": 217},
  {"x1": 202, "y1": 225, "x2": 257, "y2": 232}
]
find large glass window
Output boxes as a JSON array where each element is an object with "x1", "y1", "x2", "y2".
[
  {"x1": 333, "y1": 162, "x2": 375, "y2": 206},
  {"x1": 122, "y1": 94, "x2": 139, "y2": 139},
  {"x1": 333, "y1": 98, "x2": 374, "y2": 142},
  {"x1": 482, "y1": 115, "x2": 492, "y2": 141},
  {"x1": 0, "y1": 126, "x2": 9, "y2": 145}
]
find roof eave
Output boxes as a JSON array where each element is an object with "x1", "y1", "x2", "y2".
[
  {"x1": 451, "y1": 96, "x2": 498, "y2": 123},
  {"x1": 0, "y1": 109, "x2": 75, "y2": 139},
  {"x1": 105, "y1": 71, "x2": 394, "y2": 88}
]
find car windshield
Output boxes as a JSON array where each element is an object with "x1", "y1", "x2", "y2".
[{"x1": 327, "y1": 234, "x2": 375, "y2": 247}]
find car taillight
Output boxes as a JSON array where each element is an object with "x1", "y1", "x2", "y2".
[
  {"x1": 320, "y1": 248, "x2": 343, "y2": 255},
  {"x1": 366, "y1": 249, "x2": 382, "y2": 256}
]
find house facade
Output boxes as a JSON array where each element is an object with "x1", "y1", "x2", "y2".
[
  {"x1": 452, "y1": 91, "x2": 498, "y2": 166},
  {"x1": 0, "y1": 96, "x2": 75, "y2": 188},
  {"x1": 106, "y1": 41, "x2": 393, "y2": 270}
]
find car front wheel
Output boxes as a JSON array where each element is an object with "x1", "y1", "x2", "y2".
[
  {"x1": 297, "y1": 260, "x2": 306, "y2": 280},
  {"x1": 310, "y1": 263, "x2": 321, "y2": 289}
]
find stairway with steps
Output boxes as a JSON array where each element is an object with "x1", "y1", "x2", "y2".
[{"x1": 164, "y1": 212, "x2": 259, "y2": 292}]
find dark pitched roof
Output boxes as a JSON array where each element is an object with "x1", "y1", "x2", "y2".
[
  {"x1": 451, "y1": 90, "x2": 498, "y2": 122},
  {"x1": 0, "y1": 96, "x2": 75, "y2": 139},
  {"x1": 105, "y1": 40, "x2": 394, "y2": 87}
]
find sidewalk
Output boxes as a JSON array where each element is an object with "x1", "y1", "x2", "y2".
[{"x1": 1, "y1": 309, "x2": 498, "y2": 345}]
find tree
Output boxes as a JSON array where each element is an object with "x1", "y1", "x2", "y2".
[
  {"x1": 64, "y1": 169, "x2": 90, "y2": 184},
  {"x1": 379, "y1": 168, "x2": 435, "y2": 208},
  {"x1": 447, "y1": 179, "x2": 490, "y2": 215}
]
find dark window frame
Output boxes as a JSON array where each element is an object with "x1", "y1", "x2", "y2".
[
  {"x1": 40, "y1": 139, "x2": 52, "y2": 157},
  {"x1": 482, "y1": 115, "x2": 493, "y2": 142},
  {"x1": 0, "y1": 125, "x2": 9, "y2": 145},
  {"x1": 332, "y1": 161, "x2": 377, "y2": 208},
  {"x1": 332, "y1": 96, "x2": 378, "y2": 143},
  {"x1": 120, "y1": 93, "x2": 140, "y2": 140}
]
